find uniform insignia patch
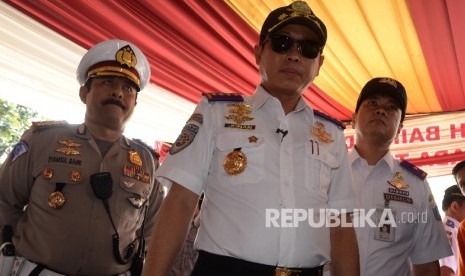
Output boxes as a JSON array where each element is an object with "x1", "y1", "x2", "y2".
[
  {"x1": 446, "y1": 219, "x2": 455, "y2": 228},
  {"x1": 225, "y1": 103, "x2": 253, "y2": 124},
  {"x1": 400, "y1": 160, "x2": 427, "y2": 180},
  {"x1": 311, "y1": 121, "x2": 333, "y2": 143},
  {"x1": 122, "y1": 180, "x2": 135, "y2": 189},
  {"x1": 128, "y1": 150, "x2": 143, "y2": 167},
  {"x1": 70, "y1": 170, "x2": 81, "y2": 182},
  {"x1": 56, "y1": 138, "x2": 81, "y2": 156},
  {"x1": 188, "y1": 113, "x2": 203, "y2": 125},
  {"x1": 127, "y1": 195, "x2": 147, "y2": 209},
  {"x1": 223, "y1": 148, "x2": 247, "y2": 175},
  {"x1": 32, "y1": 120, "x2": 68, "y2": 130},
  {"x1": 59, "y1": 139, "x2": 81, "y2": 147},
  {"x1": 170, "y1": 124, "x2": 199, "y2": 155},
  {"x1": 10, "y1": 141, "x2": 28, "y2": 163},
  {"x1": 314, "y1": 110, "x2": 345, "y2": 129},
  {"x1": 43, "y1": 169, "x2": 54, "y2": 180},
  {"x1": 387, "y1": 172, "x2": 409, "y2": 190},
  {"x1": 248, "y1": 136, "x2": 258, "y2": 143},
  {"x1": 429, "y1": 194, "x2": 441, "y2": 221},
  {"x1": 383, "y1": 193, "x2": 413, "y2": 204}
]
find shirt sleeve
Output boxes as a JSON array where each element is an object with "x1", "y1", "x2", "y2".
[
  {"x1": 155, "y1": 98, "x2": 215, "y2": 196},
  {"x1": 439, "y1": 224, "x2": 457, "y2": 273},
  {"x1": 0, "y1": 129, "x2": 35, "y2": 232},
  {"x1": 410, "y1": 180, "x2": 453, "y2": 264}
]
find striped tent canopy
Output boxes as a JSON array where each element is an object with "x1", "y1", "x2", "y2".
[{"x1": 1, "y1": 0, "x2": 464, "y2": 177}]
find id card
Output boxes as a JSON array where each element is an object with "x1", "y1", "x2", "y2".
[{"x1": 374, "y1": 204, "x2": 396, "y2": 242}]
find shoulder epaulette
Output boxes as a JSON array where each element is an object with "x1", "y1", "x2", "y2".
[
  {"x1": 313, "y1": 110, "x2": 346, "y2": 129},
  {"x1": 31, "y1": 120, "x2": 68, "y2": 132},
  {"x1": 202, "y1": 92, "x2": 243, "y2": 102},
  {"x1": 132, "y1": 138, "x2": 160, "y2": 159},
  {"x1": 400, "y1": 160, "x2": 427, "y2": 180}
]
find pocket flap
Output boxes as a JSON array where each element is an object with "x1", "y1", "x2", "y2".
[{"x1": 216, "y1": 134, "x2": 264, "y2": 151}]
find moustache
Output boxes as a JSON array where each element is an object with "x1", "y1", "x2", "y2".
[{"x1": 102, "y1": 99, "x2": 126, "y2": 110}]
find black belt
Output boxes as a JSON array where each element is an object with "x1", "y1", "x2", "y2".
[{"x1": 191, "y1": 250, "x2": 324, "y2": 276}]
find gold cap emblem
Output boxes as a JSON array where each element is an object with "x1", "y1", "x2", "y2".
[{"x1": 116, "y1": 45, "x2": 137, "y2": 68}]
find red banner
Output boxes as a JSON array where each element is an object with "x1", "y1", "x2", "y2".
[{"x1": 345, "y1": 111, "x2": 465, "y2": 177}]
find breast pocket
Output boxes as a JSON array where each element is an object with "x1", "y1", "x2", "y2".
[
  {"x1": 214, "y1": 133, "x2": 265, "y2": 186},
  {"x1": 305, "y1": 144, "x2": 339, "y2": 199}
]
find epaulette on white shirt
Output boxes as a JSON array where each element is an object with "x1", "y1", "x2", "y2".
[
  {"x1": 202, "y1": 92, "x2": 244, "y2": 102},
  {"x1": 400, "y1": 160, "x2": 427, "y2": 180},
  {"x1": 313, "y1": 110, "x2": 346, "y2": 130}
]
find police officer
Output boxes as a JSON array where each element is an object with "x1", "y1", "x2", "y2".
[
  {"x1": 439, "y1": 185, "x2": 465, "y2": 276},
  {"x1": 0, "y1": 39, "x2": 163, "y2": 275},
  {"x1": 143, "y1": 2, "x2": 359, "y2": 276},
  {"x1": 350, "y1": 77, "x2": 452, "y2": 275}
]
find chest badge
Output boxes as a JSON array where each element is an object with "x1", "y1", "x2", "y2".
[
  {"x1": 128, "y1": 150, "x2": 143, "y2": 167},
  {"x1": 56, "y1": 139, "x2": 81, "y2": 155},
  {"x1": 225, "y1": 103, "x2": 253, "y2": 124},
  {"x1": 223, "y1": 148, "x2": 247, "y2": 175},
  {"x1": 388, "y1": 172, "x2": 409, "y2": 190},
  {"x1": 311, "y1": 121, "x2": 333, "y2": 143}
]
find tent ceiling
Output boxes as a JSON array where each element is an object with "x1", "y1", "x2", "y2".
[{"x1": 4, "y1": 0, "x2": 464, "y2": 122}]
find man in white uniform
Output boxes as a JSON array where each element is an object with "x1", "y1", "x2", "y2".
[
  {"x1": 143, "y1": 1, "x2": 359, "y2": 276},
  {"x1": 439, "y1": 185, "x2": 465, "y2": 276},
  {"x1": 350, "y1": 77, "x2": 452, "y2": 276}
]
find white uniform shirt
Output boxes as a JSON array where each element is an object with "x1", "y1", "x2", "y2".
[
  {"x1": 156, "y1": 86, "x2": 357, "y2": 267},
  {"x1": 349, "y1": 149, "x2": 452, "y2": 276},
  {"x1": 439, "y1": 216, "x2": 460, "y2": 274}
]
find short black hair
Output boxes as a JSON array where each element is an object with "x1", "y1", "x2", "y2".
[
  {"x1": 442, "y1": 184, "x2": 465, "y2": 211},
  {"x1": 452, "y1": 160, "x2": 465, "y2": 181}
]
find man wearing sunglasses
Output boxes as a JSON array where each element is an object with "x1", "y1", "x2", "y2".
[
  {"x1": 143, "y1": 1, "x2": 359, "y2": 276},
  {"x1": 0, "y1": 39, "x2": 164, "y2": 275}
]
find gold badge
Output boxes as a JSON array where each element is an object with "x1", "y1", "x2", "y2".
[
  {"x1": 56, "y1": 147, "x2": 80, "y2": 155},
  {"x1": 59, "y1": 139, "x2": 81, "y2": 147},
  {"x1": 388, "y1": 172, "x2": 409, "y2": 190},
  {"x1": 129, "y1": 150, "x2": 143, "y2": 167},
  {"x1": 223, "y1": 149, "x2": 247, "y2": 175},
  {"x1": 248, "y1": 136, "x2": 258, "y2": 143},
  {"x1": 225, "y1": 103, "x2": 253, "y2": 124},
  {"x1": 70, "y1": 170, "x2": 81, "y2": 182},
  {"x1": 49, "y1": 191, "x2": 66, "y2": 209},
  {"x1": 43, "y1": 169, "x2": 54, "y2": 180},
  {"x1": 56, "y1": 139, "x2": 81, "y2": 155},
  {"x1": 116, "y1": 45, "x2": 137, "y2": 68},
  {"x1": 311, "y1": 121, "x2": 334, "y2": 143}
]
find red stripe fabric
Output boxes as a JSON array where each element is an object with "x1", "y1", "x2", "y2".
[{"x1": 408, "y1": 0, "x2": 465, "y2": 111}]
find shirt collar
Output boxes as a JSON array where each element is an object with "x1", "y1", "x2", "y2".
[
  {"x1": 74, "y1": 123, "x2": 131, "y2": 149},
  {"x1": 250, "y1": 85, "x2": 310, "y2": 113},
  {"x1": 349, "y1": 147, "x2": 396, "y2": 173}
]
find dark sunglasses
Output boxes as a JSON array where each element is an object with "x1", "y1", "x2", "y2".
[{"x1": 266, "y1": 34, "x2": 322, "y2": 59}]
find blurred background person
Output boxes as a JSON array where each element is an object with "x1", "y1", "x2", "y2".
[{"x1": 440, "y1": 185, "x2": 465, "y2": 276}]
